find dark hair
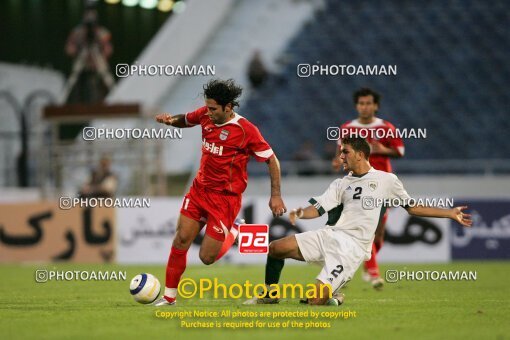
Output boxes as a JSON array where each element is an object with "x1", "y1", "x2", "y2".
[
  {"x1": 353, "y1": 87, "x2": 380, "y2": 105},
  {"x1": 203, "y1": 79, "x2": 243, "y2": 109},
  {"x1": 341, "y1": 137, "x2": 371, "y2": 159}
]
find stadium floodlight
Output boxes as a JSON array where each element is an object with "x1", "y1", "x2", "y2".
[
  {"x1": 122, "y1": 0, "x2": 139, "y2": 7},
  {"x1": 105, "y1": 0, "x2": 121, "y2": 4},
  {"x1": 172, "y1": 0, "x2": 186, "y2": 14},
  {"x1": 140, "y1": 0, "x2": 158, "y2": 9},
  {"x1": 157, "y1": 0, "x2": 173, "y2": 12}
]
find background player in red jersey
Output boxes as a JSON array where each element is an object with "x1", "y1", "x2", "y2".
[
  {"x1": 152, "y1": 79, "x2": 287, "y2": 306},
  {"x1": 332, "y1": 88, "x2": 404, "y2": 289}
]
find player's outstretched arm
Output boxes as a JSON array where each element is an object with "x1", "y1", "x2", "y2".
[
  {"x1": 405, "y1": 205, "x2": 472, "y2": 227},
  {"x1": 289, "y1": 206, "x2": 320, "y2": 225},
  {"x1": 266, "y1": 155, "x2": 287, "y2": 217},
  {"x1": 155, "y1": 113, "x2": 188, "y2": 128}
]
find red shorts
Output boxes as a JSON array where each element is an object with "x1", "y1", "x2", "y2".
[{"x1": 180, "y1": 183, "x2": 242, "y2": 241}]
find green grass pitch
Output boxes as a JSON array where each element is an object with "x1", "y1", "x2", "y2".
[{"x1": 1, "y1": 262, "x2": 508, "y2": 340}]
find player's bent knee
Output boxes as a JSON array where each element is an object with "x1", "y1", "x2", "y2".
[
  {"x1": 268, "y1": 241, "x2": 282, "y2": 259},
  {"x1": 268, "y1": 241, "x2": 276, "y2": 256},
  {"x1": 172, "y1": 234, "x2": 193, "y2": 249},
  {"x1": 199, "y1": 255, "x2": 216, "y2": 265},
  {"x1": 198, "y1": 250, "x2": 217, "y2": 265}
]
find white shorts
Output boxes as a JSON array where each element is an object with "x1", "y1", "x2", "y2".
[{"x1": 295, "y1": 228, "x2": 366, "y2": 292}]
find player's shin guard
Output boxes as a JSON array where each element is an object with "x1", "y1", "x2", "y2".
[
  {"x1": 265, "y1": 255, "x2": 284, "y2": 285},
  {"x1": 363, "y1": 243, "x2": 380, "y2": 278},
  {"x1": 164, "y1": 246, "x2": 188, "y2": 302}
]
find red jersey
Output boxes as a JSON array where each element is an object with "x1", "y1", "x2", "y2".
[
  {"x1": 185, "y1": 106, "x2": 274, "y2": 195},
  {"x1": 338, "y1": 118, "x2": 404, "y2": 172}
]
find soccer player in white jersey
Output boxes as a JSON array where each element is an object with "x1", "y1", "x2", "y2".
[{"x1": 252, "y1": 137, "x2": 472, "y2": 305}]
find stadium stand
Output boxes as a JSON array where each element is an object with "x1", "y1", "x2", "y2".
[{"x1": 244, "y1": 0, "x2": 510, "y2": 174}]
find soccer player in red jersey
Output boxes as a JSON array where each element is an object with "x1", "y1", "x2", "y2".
[
  {"x1": 152, "y1": 79, "x2": 287, "y2": 306},
  {"x1": 332, "y1": 88, "x2": 404, "y2": 289}
]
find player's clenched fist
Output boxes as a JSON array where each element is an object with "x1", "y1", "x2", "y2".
[
  {"x1": 269, "y1": 195, "x2": 287, "y2": 217},
  {"x1": 155, "y1": 113, "x2": 176, "y2": 125},
  {"x1": 289, "y1": 208, "x2": 304, "y2": 225}
]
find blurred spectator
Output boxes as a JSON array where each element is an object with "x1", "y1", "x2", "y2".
[
  {"x1": 247, "y1": 50, "x2": 268, "y2": 89},
  {"x1": 79, "y1": 156, "x2": 117, "y2": 198},
  {"x1": 320, "y1": 142, "x2": 337, "y2": 174},
  {"x1": 323, "y1": 142, "x2": 337, "y2": 161},
  {"x1": 293, "y1": 140, "x2": 321, "y2": 176},
  {"x1": 65, "y1": 4, "x2": 114, "y2": 103}
]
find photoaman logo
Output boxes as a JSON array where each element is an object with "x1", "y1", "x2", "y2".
[{"x1": 238, "y1": 224, "x2": 268, "y2": 254}]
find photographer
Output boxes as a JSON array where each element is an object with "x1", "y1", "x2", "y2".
[{"x1": 65, "y1": 4, "x2": 113, "y2": 103}]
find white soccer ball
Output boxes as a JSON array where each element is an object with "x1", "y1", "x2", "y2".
[{"x1": 129, "y1": 273, "x2": 161, "y2": 304}]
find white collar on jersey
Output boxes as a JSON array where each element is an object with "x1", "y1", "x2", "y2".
[
  {"x1": 348, "y1": 117, "x2": 384, "y2": 128},
  {"x1": 214, "y1": 112, "x2": 243, "y2": 127},
  {"x1": 348, "y1": 167, "x2": 375, "y2": 178}
]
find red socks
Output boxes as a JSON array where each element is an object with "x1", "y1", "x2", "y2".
[
  {"x1": 164, "y1": 246, "x2": 188, "y2": 302},
  {"x1": 164, "y1": 222, "x2": 240, "y2": 302},
  {"x1": 364, "y1": 240, "x2": 384, "y2": 278}
]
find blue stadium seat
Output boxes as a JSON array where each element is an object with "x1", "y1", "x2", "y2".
[{"x1": 245, "y1": 0, "x2": 510, "y2": 170}]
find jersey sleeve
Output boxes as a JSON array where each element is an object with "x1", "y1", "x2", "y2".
[
  {"x1": 245, "y1": 123, "x2": 274, "y2": 162},
  {"x1": 184, "y1": 106, "x2": 208, "y2": 126},
  {"x1": 308, "y1": 179, "x2": 342, "y2": 215},
  {"x1": 385, "y1": 121, "x2": 405, "y2": 156},
  {"x1": 388, "y1": 174, "x2": 412, "y2": 207}
]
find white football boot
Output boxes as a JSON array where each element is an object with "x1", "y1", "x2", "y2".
[
  {"x1": 152, "y1": 297, "x2": 176, "y2": 306},
  {"x1": 243, "y1": 285, "x2": 279, "y2": 305}
]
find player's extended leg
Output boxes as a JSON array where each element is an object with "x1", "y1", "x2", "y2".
[
  {"x1": 154, "y1": 214, "x2": 203, "y2": 306},
  {"x1": 269, "y1": 235, "x2": 341, "y2": 305},
  {"x1": 363, "y1": 214, "x2": 387, "y2": 289},
  {"x1": 299, "y1": 281, "x2": 344, "y2": 306},
  {"x1": 201, "y1": 208, "x2": 241, "y2": 264},
  {"x1": 215, "y1": 218, "x2": 244, "y2": 261},
  {"x1": 363, "y1": 243, "x2": 380, "y2": 277},
  {"x1": 265, "y1": 255, "x2": 284, "y2": 287},
  {"x1": 243, "y1": 236, "x2": 302, "y2": 305},
  {"x1": 208, "y1": 191, "x2": 243, "y2": 262},
  {"x1": 268, "y1": 235, "x2": 305, "y2": 261},
  {"x1": 308, "y1": 280, "x2": 332, "y2": 305},
  {"x1": 201, "y1": 217, "x2": 246, "y2": 263},
  {"x1": 199, "y1": 234, "x2": 224, "y2": 265},
  {"x1": 304, "y1": 280, "x2": 345, "y2": 306}
]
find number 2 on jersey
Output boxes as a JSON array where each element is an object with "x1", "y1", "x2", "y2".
[{"x1": 353, "y1": 187, "x2": 362, "y2": 199}]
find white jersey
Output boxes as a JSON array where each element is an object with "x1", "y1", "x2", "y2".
[{"x1": 309, "y1": 167, "x2": 411, "y2": 255}]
